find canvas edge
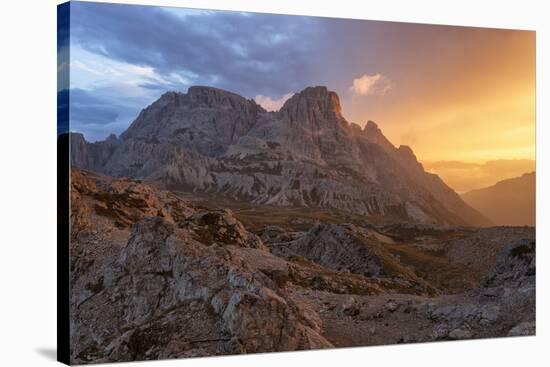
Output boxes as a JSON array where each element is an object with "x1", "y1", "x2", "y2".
[{"x1": 57, "y1": 1, "x2": 71, "y2": 365}]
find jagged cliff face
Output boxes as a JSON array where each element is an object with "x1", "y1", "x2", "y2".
[{"x1": 70, "y1": 85, "x2": 490, "y2": 226}]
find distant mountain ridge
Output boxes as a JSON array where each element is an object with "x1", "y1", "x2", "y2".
[
  {"x1": 423, "y1": 159, "x2": 536, "y2": 193},
  {"x1": 462, "y1": 172, "x2": 535, "y2": 226},
  {"x1": 70, "y1": 85, "x2": 491, "y2": 227}
]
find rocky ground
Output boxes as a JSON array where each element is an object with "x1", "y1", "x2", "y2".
[{"x1": 69, "y1": 168, "x2": 535, "y2": 364}]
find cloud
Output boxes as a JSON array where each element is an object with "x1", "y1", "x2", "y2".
[
  {"x1": 69, "y1": 88, "x2": 119, "y2": 126},
  {"x1": 70, "y1": 2, "x2": 323, "y2": 97},
  {"x1": 350, "y1": 73, "x2": 392, "y2": 96},
  {"x1": 70, "y1": 45, "x2": 193, "y2": 93},
  {"x1": 254, "y1": 92, "x2": 294, "y2": 111},
  {"x1": 60, "y1": 88, "x2": 144, "y2": 142}
]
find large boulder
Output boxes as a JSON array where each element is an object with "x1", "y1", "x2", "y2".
[
  {"x1": 482, "y1": 239, "x2": 536, "y2": 288},
  {"x1": 71, "y1": 217, "x2": 331, "y2": 363},
  {"x1": 182, "y1": 209, "x2": 267, "y2": 250}
]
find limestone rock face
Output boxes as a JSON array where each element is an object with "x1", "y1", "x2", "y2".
[
  {"x1": 426, "y1": 238, "x2": 536, "y2": 340},
  {"x1": 69, "y1": 170, "x2": 332, "y2": 363},
  {"x1": 72, "y1": 217, "x2": 331, "y2": 363},
  {"x1": 182, "y1": 209, "x2": 267, "y2": 250},
  {"x1": 120, "y1": 87, "x2": 263, "y2": 149},
  {"x1": 70, "y1": 85, "x2": 490, "y2": 227},
  {"x1": 273, "y1": 223, "x2": 389, "y2": 277},
  {"x1": 70, "y1": 133, "x2": 120, "y2": 172},
  {"x1": 362, "y1": 120, "x2": 395, "y2": 152},
  {"x1": 278, "y1": 86, "x2": 343, "y2": 126},
  {"x1": 482, "y1": 239, "x2": 536, "y2": 288},
  {"x1": 270, "y1": 223, "x2": 436, "y2": 295}
]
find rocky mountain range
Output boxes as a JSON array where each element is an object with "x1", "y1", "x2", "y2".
[
  {"x1": 70, "y1": 85, "x2": 491, "y2": 227},
  {"x1": 462, "y1": 172, "x2": 535, "y2": 226}
]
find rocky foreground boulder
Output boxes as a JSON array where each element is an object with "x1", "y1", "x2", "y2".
[
  {"x1": 270, "y1": 223, "x2": 435, "y2": 295},
  {"x1": 72, "y1": 217, "x2": 330, "y2": 363},
  {"x1": 482, "y1": 238, "x2": 535, "y2": 288},
  {"x1": 70, "y1": 169, "x2": 332, "y2": 363}
]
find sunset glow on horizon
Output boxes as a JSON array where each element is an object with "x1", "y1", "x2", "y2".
[{"x1": 339, "y1": 26, "x2": 535, "y2": 166}]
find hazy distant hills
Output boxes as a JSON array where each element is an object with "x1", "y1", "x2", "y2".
[
  {"x1": 462, "y1": 172, "x2": 535, "y2": 226},
  {"x1": 423, "y1": 159, "x2": 535, "y2": 193},
  {"x1": 70, "y1": 85, "x2": 491, "y2": 227}
]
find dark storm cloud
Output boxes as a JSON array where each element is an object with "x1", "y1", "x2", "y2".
[
  {"x1": 58, "y1": 88, "x2": 120, "y2": 139},
  {"x1": 69, "y1": 88, "x2": 119, "y2": 126},
  {"x1": 71, "y1": 2, "x2": 324, "y2": 97},
  {"x1": 60, "y1": 88, "x2": 141, "y2": 141}
]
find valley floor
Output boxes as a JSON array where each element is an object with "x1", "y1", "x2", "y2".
[{"x1": 68, "y1": 168, "x2": 535, "y2": 364}]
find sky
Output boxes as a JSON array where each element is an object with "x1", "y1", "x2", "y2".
[{"x1": 58, "y1": 1, "x2": 535, "y2": 191}]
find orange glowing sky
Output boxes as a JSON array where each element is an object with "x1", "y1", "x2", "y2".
[{"x1": 339, "y1": 25, "x2": 535, "y2": 165}]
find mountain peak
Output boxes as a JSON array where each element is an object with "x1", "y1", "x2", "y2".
[
  {"x1": 155, "y1": 86, "x2": 263, "y2": 112},
  {"x1": 186, "y1": 85, "x2": 258, "y2": 109},
  {"x1": 279, "y1": 86, "x2": 343, "y2": 123},
  {"x1": 362, "y1": 120, "x2": 395, "y2": 151},
  {"x1": 397, "y1": 145, "x2": 417, "y2": 161},
  {"x1": 187, "y1": 85, "x2": 239, "y2": 97},
  {"x1": 365, "y1": 120, "x2": 379, "y2": 129}
]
